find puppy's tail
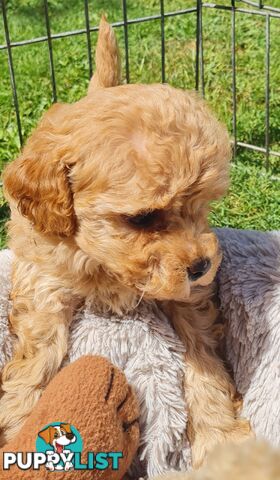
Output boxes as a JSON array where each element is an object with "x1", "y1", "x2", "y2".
[{"x1": 88, "y1": 15, "x2": 121, "y2": 93}]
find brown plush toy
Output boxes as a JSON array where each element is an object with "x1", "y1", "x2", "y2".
[{"x1": 0, "y1": 355, "x2": 140, "y2": 479}]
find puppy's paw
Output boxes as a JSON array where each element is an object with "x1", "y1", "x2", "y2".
[
  {"x1": 211, "y1": 323, "x2": 225, "y2": 341},
  {"x1": 227, "y1": 417, "x2": 254, "y2": 442},
  {"x1": 232, "y1": 390, "x2": 244, "y2": 415},
  {"x1": 191, "y1": 418, "x2": 254, "y2": 469}
]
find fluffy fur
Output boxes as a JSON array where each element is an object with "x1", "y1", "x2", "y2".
[
  {"x1": 153, "y1": 440, "x2": 280, "y2": 480},
  {"x1": 1, "y1": 16, "x2": 251, "y2": 465}
]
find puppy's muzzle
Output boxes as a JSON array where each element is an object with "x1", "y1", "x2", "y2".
[{"x1": 187, "y1": 257, "x2": 211, "y2": 281}]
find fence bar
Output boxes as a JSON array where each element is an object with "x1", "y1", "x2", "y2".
[
  {"x1": 236, "y1": 141, "x2": 280, "y2": 157},
  {"x1": 260, "y1": 4, "x2": 280, "y2": 13},
  {"x1": 43, "y1": 0, "x2": 57, "y2": 102},
  {"x1": 84, "y1": 0, "x2": 93, "y2": 79},
  {"x1": 231, "y1": 0, "x2": 237, "y2": 157},
  {"x1": 160, "y1": 0, "x2": 166, "y2": 83},
  {"x1": 265, "y1": 14, "x2": 270, "y2": 168},
  {"x1": 239, "y1": 0, "x2": 280, "y2": 13},
  {"x1": 195, "y1": 0, "x2": 200, "y2": 90},
  {"x1": 196, "y1": 0, "x2": 205, "y2": 95},
  {"x1": 0, "y1": 9, "x2": 198, "y2": 51},
  {"x1": 1, "y1": 0, "x2": 23, "y2": 146},
  {"x1": 0, "y1": 1, "x2": 279, "y2": 167},
  {"x1": 202, "y1": 3, "x2": 280, "y2": 18},
  {"x1": 0, "y1": 6, "x2": 278, "y2": 51},
  {"x1": 199, "y1": 0, "x2": 205, "y2": 96},
  {"x1": 240, "y1": 0, "x2": 264, "y2": 7},
  {"x1": 122, "y1": 0, "x2": 130, "y2": 83}
]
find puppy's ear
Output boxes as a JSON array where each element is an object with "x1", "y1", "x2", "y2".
[
  {"x1": 38, "y1": 426, "x2": 52, "y2": 444},
  {"x1": 3, "y1": 104, "x2": 76, "y2": 237},
  {"x1": 61, "y1": 422, "x2": 72, "y2": 433},
  {"x1": 88, "y1": 15, "x2": 121, "y2": 93}
]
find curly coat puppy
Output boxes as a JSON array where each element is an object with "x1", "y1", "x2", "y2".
[
  {"x1": 1, "y1": 17, "x2": 252, "y2": 466},
  {"x1": 153, "y1": 440, "x2": 280, "y2": 480}
]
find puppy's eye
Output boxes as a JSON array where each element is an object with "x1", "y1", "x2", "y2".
[
  {"x1": 126, "y1": 210, "x2": 161, "y2": 229},
  {"x1": 54, "y1": 432, "x2": 59, "y2": 438}
]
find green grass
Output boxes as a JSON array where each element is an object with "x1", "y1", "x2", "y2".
[
  {"x1": 0, "y1": 0, "x2": 279, "y2": 247},
  {"x1": 210, "y1": 159, "x2": 280, "y2": 230}
]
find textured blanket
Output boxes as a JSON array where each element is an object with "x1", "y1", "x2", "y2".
[{"x1": 0, "y1": 228, "x2": 279, "y2": 479}]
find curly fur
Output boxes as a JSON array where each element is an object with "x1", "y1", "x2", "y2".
[
  {"x1": 1, "y1": 16, "x2": 252, "y2": 466},
  {"x1": 153, "y1": 440, "x2": 280, "y2": 480}
]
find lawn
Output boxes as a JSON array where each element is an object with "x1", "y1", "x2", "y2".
[{"x1": 0, "y1": 0, "x2": 279, "y2": 247}]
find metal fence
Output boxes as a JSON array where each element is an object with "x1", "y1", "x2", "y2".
[{"x1": 1, "y1": 0, "x2": 280, "y2": 169}]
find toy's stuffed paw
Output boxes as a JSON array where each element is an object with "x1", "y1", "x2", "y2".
[{"x1": 0, "y1": 355, "x2": 140, "y2": 479}]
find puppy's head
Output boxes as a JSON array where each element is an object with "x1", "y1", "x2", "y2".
[
  {"x1": 39, "y1": 423, "x2": 76, "y2": 452},
  {"x1": 3, "y1": 17, "x2": 231, "y2": 304}
]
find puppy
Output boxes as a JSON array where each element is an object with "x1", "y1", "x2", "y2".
[
  {"x1": 152, "y1": 440, "x2": 280, "y2": 480},
  {"x1": 39, "y1": 422, "x2": 76, "y2": 471},
  {"x1": 1, "y1": 16, "x2": 252, "y2": 467}
]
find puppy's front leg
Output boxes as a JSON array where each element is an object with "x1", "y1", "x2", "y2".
[
  {"x1": 0, "y1": 262, "x2": 76, "y2": 446},
  {"x1": 167, "y1": 299, "x2": 253, "y2": 469}
]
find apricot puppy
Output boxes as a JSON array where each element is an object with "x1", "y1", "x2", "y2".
[
  {"x1": 153, "y1": 440, "x2": 280, "y2": 480},
  {"x1": 1, "y1": 17, "x2": 252, "y2": 466}
]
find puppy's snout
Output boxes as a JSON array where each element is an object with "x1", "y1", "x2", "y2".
[
  {"x1": 187, "y1": 258, "x2": 211, "y2": 281},
  {"x1": 66, "y1": 432, "x2": 74, "y2": 440}
]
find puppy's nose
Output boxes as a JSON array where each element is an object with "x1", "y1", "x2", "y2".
[{"x1": 187, "y1": 258, "x2": 211, "y2": 281}]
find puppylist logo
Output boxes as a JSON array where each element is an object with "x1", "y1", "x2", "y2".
[{"x1": 3, "y1": 422, "x2": 123, "y2": 472}]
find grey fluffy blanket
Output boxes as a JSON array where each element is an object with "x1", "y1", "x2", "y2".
[{"x1": 0, "y1": 228, "x2": 279, "y2": 479}]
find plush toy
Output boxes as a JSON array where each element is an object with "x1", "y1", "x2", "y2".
[
  {"x1": 0, "y1": 355, "x2": 140, "y2": 479},
  {"x1": 1, "y1": 354, "x2": 279, "y2": 480},
  {"x1": 0, "y1": 228, "x2": 279, "y2": 478}
]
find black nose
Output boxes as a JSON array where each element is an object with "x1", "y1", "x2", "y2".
[
  {"x1": 187, "y1": 258, "x2": 211, "y2": 281},
  {"x1": 66, "y1": 432, "x2": 74, "y2": 440}
]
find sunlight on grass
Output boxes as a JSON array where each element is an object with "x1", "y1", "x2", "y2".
[{"x1": 0, "y1": 0, "x2": 279, "y2": 246}]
